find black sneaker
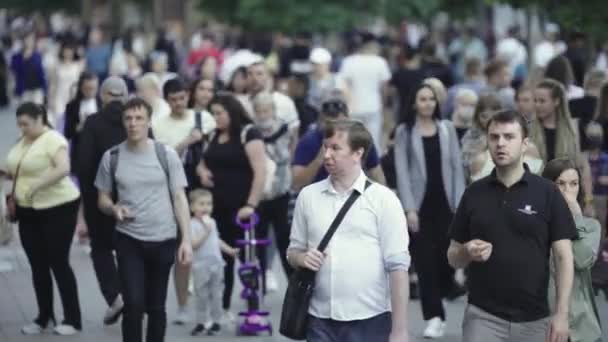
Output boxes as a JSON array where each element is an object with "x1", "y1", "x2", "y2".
[
  {"x1": 191, "y1": 324, "x2": 206, "y2": 336},
  {"x1": 206, "y1": 323, "x2": 221, "y2": 336}
]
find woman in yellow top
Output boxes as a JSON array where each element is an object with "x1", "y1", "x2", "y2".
[{"x1": 6, "y1": 102, "x2": 81, "y2": 336}]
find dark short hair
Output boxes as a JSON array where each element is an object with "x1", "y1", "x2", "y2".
[
  {"x1": 321, "y1": 98, "x2": 349, "y2": 118},
  {"x1": 163, "y1": 77, "x2": 188, "y2": 99},
  {"x1": 542, "y1": 158, "x2": 585, "y2": 207},
  {"x1": 123, "y1": 97, "x2": 153, "y2": 118},
  {"x1": 323, "y1": 119, "x2": 372, "y2": 162},
  {"x1": 16, "y1": 102, "x2": 51, "y2": 127},
  {"x1": 486, "y1": 109, "x2": 529, "y2": 138}
]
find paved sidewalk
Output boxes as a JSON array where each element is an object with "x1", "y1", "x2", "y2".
[{"x1": 1, "y1": 237, "x2": 607, "y2": 342}]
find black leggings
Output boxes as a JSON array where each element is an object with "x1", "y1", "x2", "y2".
[
  {"x1": 410, "y1": 210, "x2": 455, "y2": 321},
  {"x1": 213, "y1": 204, "x2": 243, "y2": 310},
  {"x1": 17, "y1": 199, "x2": 82, "y2": 329},
  {"x1": 257, "y1": 193, "x2": 293, "y2": 278}
]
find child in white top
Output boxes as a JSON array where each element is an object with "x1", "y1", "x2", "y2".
[{"x1": 188, "y1": 189, "x2": 239, "y2": 336}]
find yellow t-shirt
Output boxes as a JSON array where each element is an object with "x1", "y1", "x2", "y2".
[{"x1": 6, "y1": 130, "x2": 80, "y2": 209}]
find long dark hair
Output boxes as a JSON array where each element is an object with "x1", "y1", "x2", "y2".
[
  {"x1": 188, "y1": 77, "x2": 214, "y2": 109},
  {"x1": 226, "y1": 66, "x2": 248, "y2": 94},
  {"x1": 545, "y1": 56, "x2": 575, "y2": 87},
  {"x1": 73, "y1": 71, "x2": 98, "y2": 103},
  {"x1": 400, "y1": 83, "x2": 441, "y2": 130},
  {"x1": 16, "y1": 102, "x2": 52, "y2": 127},
  {"x1": 208, "y1": 92, "x2": 252, "y2": 138},
  {"x1": 541, "y1": 157, "x2": 585, "y2": 207}
]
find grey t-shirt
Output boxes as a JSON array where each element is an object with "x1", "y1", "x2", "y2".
[
  {"x1": 94, "y1": 140, "x2": 188, "y2": 242},
  {"x1": 191, "y1": 216, "x2": 225, "y2": 269}
]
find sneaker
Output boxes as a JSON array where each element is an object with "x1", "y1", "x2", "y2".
[
  {"x1": 173, "y1": 308, "x2": 190, "y2": 325},
  {"x1": 53, "y1": 324, "x2": 79, "y2": 336},
  {"x1": 21, "y1": 323, "x2": 46, "y2": 335},
  {"x1": 190, "y1": 324, "x2": 206, "y2": 336},
  {"x1": 206, "y1": 323, "x2": 221, "y2": 336},
  {"x1": 423, "y1": 317, "x2": 446, "y2": 339},
  {"x1": 266, "y1": 270, "x2": 279, "y2": 293},
  {"x1": 221, "y1": 310, "x2": 236, "y2": 324},
  {"x1": 104, "y1": 296, "x2": 124, "y2": 325}
]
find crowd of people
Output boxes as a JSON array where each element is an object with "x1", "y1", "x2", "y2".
[{"x1": 0, "y1": 12, "x2": 607, "y2": 342}]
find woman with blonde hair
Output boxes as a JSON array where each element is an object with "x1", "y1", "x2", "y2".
[{"x1": 530, "y1": 78, "x2": 595, "y2": 214}]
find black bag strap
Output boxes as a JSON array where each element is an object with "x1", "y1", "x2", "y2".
[
  {"x1": 316, "y1": 180, "x2": 371, "y2": 252},
  {"x1": 109, "y1": 146, "x2": 120, "y2": 202},
  {"x1": 195, "y1": 111, "x2": 202, "y2": 130}
]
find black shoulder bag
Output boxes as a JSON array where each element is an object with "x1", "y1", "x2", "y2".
[{"x1": 279, "y1": 180, "x2": 372, "y2": 340}]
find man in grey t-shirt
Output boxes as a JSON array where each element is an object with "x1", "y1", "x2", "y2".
[{"x1": 95, "y1": 98, "x2": 193, "y2": 342}]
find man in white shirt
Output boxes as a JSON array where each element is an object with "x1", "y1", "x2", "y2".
[
  {"x1": 287, "y1": 119, "x2": 410, "y2": 342},
  {"x1": 339, "y1": 35, "x2": 391, "y2": 151},
  {"x1": 151, "y1": 78, "x2": 215, "y2": 324},
  {"x1": 152, "y1": 78, "x2": 216, "y2": 156}
]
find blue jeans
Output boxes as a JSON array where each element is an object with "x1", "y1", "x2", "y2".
[
  {"x1": 115, "y1": 232, "x2": 176, "y2": 342},
  {"x1": 307, "y1": 312, "x2": 392, "y2": 342}
]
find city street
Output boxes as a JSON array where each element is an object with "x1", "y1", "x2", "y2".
[{"x1": 0, "y1": 106, "x2": 606, "y2": 342}]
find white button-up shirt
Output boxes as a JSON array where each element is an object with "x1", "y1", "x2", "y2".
[{"x1": 289, "y1": 171, "x2": 410, "y2": 321}]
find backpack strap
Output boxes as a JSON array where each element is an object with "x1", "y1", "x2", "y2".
[
  {"x1": 109, "y1": 146, "x2": 120, "y2": 202},
  {"x1": 154, "y1": 141, "x2": 173, "y2": 195},
  {"x1": 264, "y1": 123, "x2": 289, "y2": 144}
]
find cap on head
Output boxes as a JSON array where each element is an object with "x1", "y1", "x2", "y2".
[
  {"x1": 310, "y1": 47, "x2": 332, "y2": 65},
  {"x1": 101, "y1": 76, "x2": 128, "y2": 103}
]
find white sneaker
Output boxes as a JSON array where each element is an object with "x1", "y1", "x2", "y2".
[
  {"x1": 221, "y1": 310, "x2": 236, "y2": 324},
  {"x1": 173, "y1": 308, "x2": 191, "y2": 325},
  {"x1": 265, "y1": 270, "x2": 279, "y2": 293},
  {"x1": 53, "y1": 324, "x2": 79, "y2": 336},
  {"x1": 21, "y1": 323, "x2": 47, "y2": 335},
  {"x1": 423, "y1": 317, "x2": 446, "y2": 339}
]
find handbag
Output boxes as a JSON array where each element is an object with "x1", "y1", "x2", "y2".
[
  {"x1": 6, "y1": 139, "x2": 34, "y2": 223},
  {"x1": 279, "y1": 180, "x2": 371, "y2": 340}
]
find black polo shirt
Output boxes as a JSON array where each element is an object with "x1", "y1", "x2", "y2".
[{"x1": 449, "y1": 167, "x2": 577, "y2": 322}]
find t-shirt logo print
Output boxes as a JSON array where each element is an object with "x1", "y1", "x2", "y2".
[{"x1": 517, "y1": 205, "x2": 537, "y2": 215}]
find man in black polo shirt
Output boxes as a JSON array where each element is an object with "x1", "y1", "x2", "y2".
[{"x1": 447, "y1": 110, "x2": 576, "y2": 342}]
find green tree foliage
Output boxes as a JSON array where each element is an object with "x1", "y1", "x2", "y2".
[{"x1": 3, "y1": 0, "x2": 81, "y2": 14}]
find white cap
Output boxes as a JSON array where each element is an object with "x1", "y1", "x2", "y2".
[{"x1": 310, "y1": 47, "x2": 332, "y2": 65}]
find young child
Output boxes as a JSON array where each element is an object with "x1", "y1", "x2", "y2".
[{"x1": 189, "y1": 189, "x2": 239, "y2": 336}]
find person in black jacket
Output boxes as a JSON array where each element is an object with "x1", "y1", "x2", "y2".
[
  {"x1": 76, "y1": 76, "x2": 128, "y2": 326},
  {"x1": 64, "y1": 71, "x2": 100, "y2": 172}
]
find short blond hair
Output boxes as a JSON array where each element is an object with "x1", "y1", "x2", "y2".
[{"x1": 188, "y1": 188, "x2": 212, "y2": 204}]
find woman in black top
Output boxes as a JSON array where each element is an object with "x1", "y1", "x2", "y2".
[
  {"x1": 198, "y1": 93, "x2": 266, "y2": 315},
  {"x1": 394, "y1": 84, "x2": 465, "y2": 338},
  {"x1": 63, "y1": 72, "x2": 100, "y2": 172}
]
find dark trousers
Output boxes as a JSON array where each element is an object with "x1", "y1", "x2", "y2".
[
  {"x1": 17, "y1": 199, "x2": 82, "y2": 329},
  {"x1": 213, "y1": 204, "x2": 242, "y2": 310},
  {"x1": 83, "y1": 202, "x2": 121, "y2": 306},
  {"x1": 258, "y1": 193, "x2": 293, "y2": 278},
  {"x1": 307, "y1": 312, "x2": 392, "y2": 342},
  {"x1": 410, "y1": 210, "x2": 455, "y2": 321},
  {"x1": 114, "y1": 232, "x2": 176, "y2": 342}
]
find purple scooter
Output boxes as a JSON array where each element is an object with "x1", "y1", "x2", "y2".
[{"x1": 235, "y1": 213, "x2": 273, "y2": 336}]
